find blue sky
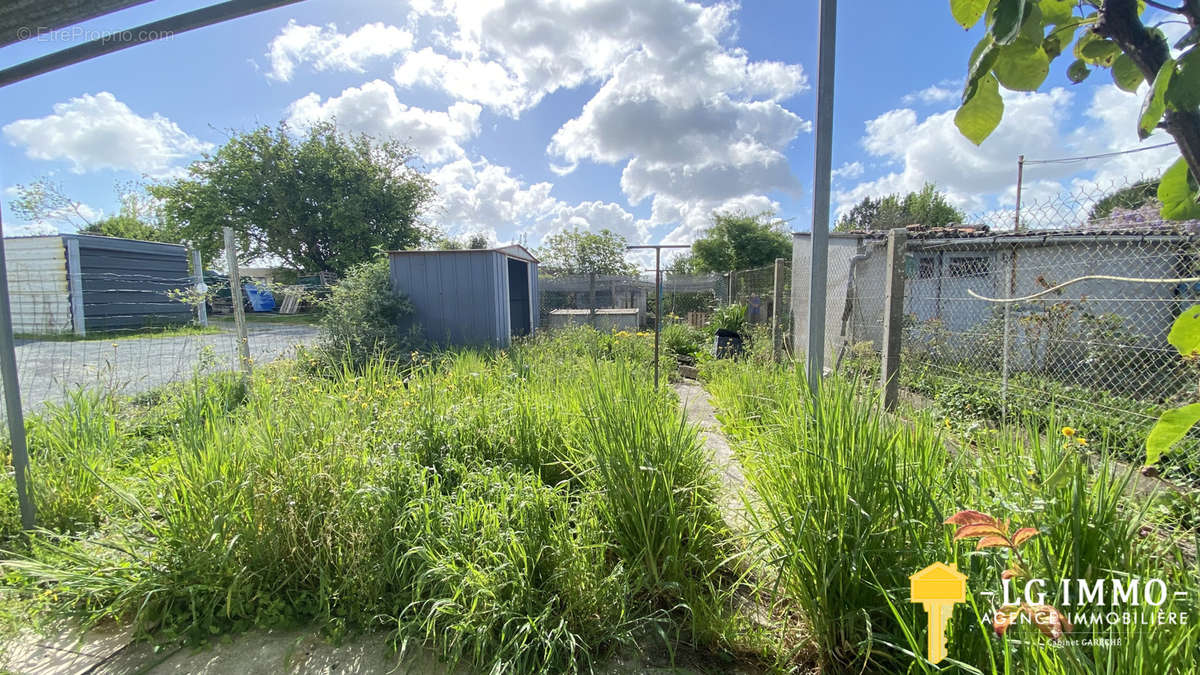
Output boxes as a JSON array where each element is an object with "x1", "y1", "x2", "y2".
[{"x1": 0, "y1": 0, "x2": 1184, "y2": 253}]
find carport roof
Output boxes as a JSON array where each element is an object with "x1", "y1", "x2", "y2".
[{"x1": 0, "y1": 0, "x2": 153, "y2": 48}]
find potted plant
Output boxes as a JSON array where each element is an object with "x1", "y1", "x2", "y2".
[{"x1": 710, "y1": 303, "x2": 748, "y2": 359}]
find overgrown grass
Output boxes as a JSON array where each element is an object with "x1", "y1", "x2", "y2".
[
  {"x1": 704, "y1": 359, "x2": 1200, "y2": 673},
  {"x1": 0, "y1": 328, "x2": 750, "y2": 672}
]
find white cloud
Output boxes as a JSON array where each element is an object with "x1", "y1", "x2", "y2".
[
  {"x1": 3, "y1": 92, "x2": 210, "y2": 176},
  {"x1": 901, "y1": 84, "x2": 959, "y2": 106},
  {"x1": 400, "y1": 0, "x2": 808, "y2": 220},
  {"x1": 832, "y1": 161, "x2": 864, "y2": 180},
  {"x1": 286, "y1": 80, "x2": 481, "y2": 164},
  {"x1": 836, "y1": 80, "x2": 1182, "y2": 227},
  {"x1": 266, "y1": 20, "x2": 414, "y2": 81},
  {"x1": 428, "y1": 157, "x2": 651, "y2": 245}
]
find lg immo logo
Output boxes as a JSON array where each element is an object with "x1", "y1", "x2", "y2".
[{"x1": 911, "y1": 565, "x2": 1192, "y2": 664}]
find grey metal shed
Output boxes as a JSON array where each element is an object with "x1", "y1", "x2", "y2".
[
  {"x1": 3, "y1": 233, "x2": 192, "y2": 335},
  {"x1": 388, "y1": 245, "x2": 539, "y2": 347}
]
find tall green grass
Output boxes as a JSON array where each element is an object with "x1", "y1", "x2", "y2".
[
  {"x1": 705, "y1": 361, "x2": 1200, "y2": 673},
  {"x1": 0, "y1": 329, "x2": 743, "y2": 672}
]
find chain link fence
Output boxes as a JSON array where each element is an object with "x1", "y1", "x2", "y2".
[
  {"x1": 0, "y1": 235, "x2": 319, "y2": 417},
  {"x1": 798, "y1": 175, "x2": 1200, "y2": 480}
]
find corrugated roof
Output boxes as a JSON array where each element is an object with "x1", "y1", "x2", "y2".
[
  {"x1": 388, "y1": 244, "x2": 540, "y2": 263},
  {"x1": 0, "y1": 0, "x2": 152, "y2": 48},
  {"x1": 797, "y1": 221, "x2": 1200, "y2": 242}
]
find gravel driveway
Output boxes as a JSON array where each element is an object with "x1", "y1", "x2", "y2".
[{"x1": 8, "y1": 324, "x2": 319, "y2": 414}]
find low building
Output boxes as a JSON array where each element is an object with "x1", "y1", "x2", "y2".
[
  {"x1": 4, "y1": 233, "x2": 192, "y2": 335},
  {"x1": 791, "y1": 224, "x2": 1200, "y2": 369},
  {"x1": 387, "y1": 245, "x2": 539, "y2": 347}
]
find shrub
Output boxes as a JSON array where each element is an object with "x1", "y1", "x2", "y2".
[{"x1": 316, "y1": 257, "x2": 417, "y2": 364}]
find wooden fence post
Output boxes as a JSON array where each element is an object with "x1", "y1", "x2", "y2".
[{"x1": 880, "y1": 227, "x2": 907, "y2": 410}]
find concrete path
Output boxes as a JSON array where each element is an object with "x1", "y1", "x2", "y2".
[{"x1": 673, "y1": 380, "x2": 750, "y2": 530}]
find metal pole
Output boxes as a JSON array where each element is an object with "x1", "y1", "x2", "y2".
[
  {"x1": 1001, "y1": 249, "x2": 1014, "y2": 424},
  {"x1": 224, "y1": 228, "x2": 252, "y2": 376},
  {"x1": 1014, "y1": 154, "x2": 1025, "y2": 233},
  {"x1": 880, "y1": 228, "x2": 907, "y2": 410},
  {"x1": 806, "y1": 0, "x2": 838, "y2": 393},
  {"x1": 655, "y1": 248, "x2": 662, "y2": 388},
  {"x1": 0, "y1": 221, "x2": 35, "y2": 529},
  {"x1": 772, "y1": 257, "x2": 785, "y2": 362},
  {"x1": 192, "y1": 249, "x2": 208, "y2": 327}
]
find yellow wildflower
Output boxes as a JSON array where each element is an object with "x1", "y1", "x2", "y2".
[
  {"x1": 1061, "y1": 426, "x2": 1076, "y2": 437},
  {"x1": 1077, "y1": 437, "x2": 1088, "y2": 446}
]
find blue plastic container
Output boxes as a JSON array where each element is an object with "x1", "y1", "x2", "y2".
[{"x1": 243, "y1": 284, "x2": 276, "y2": 312}]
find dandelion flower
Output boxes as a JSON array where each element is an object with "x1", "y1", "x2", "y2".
[
  {"x1": 1077, "y1": 437, "x2": 1087, "y2": 446},
  {"x1": 1061, "y1": 426, "x2": 1076, "y2": 437}
]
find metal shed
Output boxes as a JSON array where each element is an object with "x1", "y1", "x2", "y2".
[
  {"x1": 3, "y1": 233, "x2": 192, "y2": 335},
  {"x1": 388, "y1": 245, "x2": 539, "y2": 347}
]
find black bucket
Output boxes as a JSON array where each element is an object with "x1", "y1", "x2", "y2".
[{"x1": 713, "y1": 329, "x2": 743, "y2": 359}]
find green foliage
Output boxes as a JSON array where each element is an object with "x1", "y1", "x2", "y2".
[
  {"x1": 1088, "y1": 179, "x2": 1160, "y2": 220},
  {"x1": 709, "y1": 304, "x2": 747, "y2": 335},
  {"x1": 835, "y1": 183, "x2": 965, "y2": 231},
  {"x1": 151, "y1": 121, "x2": 435, "y2": 275},
  {"x1": 707, "y1": 360, "x2": 1200, "y2": 671},
  {"x1": 0, "y1": 334, "x2": 739, "y2": 672},
  {"x1": 1147, "y1": 304, "x2": 1200, "y2": 467},
  {"x1": 689, "y1": 211, "x2": 790, "y2": 274},
  {"x1": 7, "y1": 178, "x2": 94, "y2": 231},
  {"x1": 315, "y1": 257, "x2": 417, "y2": 365},
  {"x1": 79, "y1": 214, "x2": 172, "y2": 243},
  {"x1": 661, "y1": 323, "x2": 704, "y2": 361},
  {"x1": 536, "y1": 228, "x2": 637, "y2": 276},
  {"x1": 1159, "y1": 156, "x2": 1200, "y2": 221},
  {"x1": 948, "y1": 0, "x2": 1200, "y2": 220}
]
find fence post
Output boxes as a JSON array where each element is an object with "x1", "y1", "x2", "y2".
[
  {"x1": 66, "y1": 238, "x2": 85, "y2": 337},
  {"x1": 223, "y1": 228, "x2": 252, "y2": 377},
  {"x1": 0, "y1": 228, "x2": 35, "y2": 529},
  {"x1": 588, "y1": 272, "x2": 597, "y2": 328},
  {"x1": 192, "y1": 249, "x2": 208, "y2": 327},
  {"x1": 1001, "y1": 248, "x2": 1015, "y2": 424},
  {"x1": 880, "y1": 227, "x2": 907, "y2": 410},
  {"x1": 772, "y1": 257, "x2": 785, "y2": 362}
]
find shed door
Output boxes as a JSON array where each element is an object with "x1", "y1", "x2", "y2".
[{"x1": 507, "y1": 258, "x2": 531, "y2": 337}]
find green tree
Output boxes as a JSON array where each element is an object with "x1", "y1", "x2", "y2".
[
  {"x1": 432, "y1": 232, "x2": 490, "y2": 250},
  {"x1": 836, "y1": 184, "x2": 965, "y2": 231},
  {"x1": 1088, "y1": 178, "x2": 1161, "y2": 220},
  {"x1": 536, "y1": 228, "x2": 638, "y2": 276},
  {"x1": 151, "y1": 121, "x2": 435, "y2": 275},
  {"x1": 947, "y1": 0, "x2": 1200, "y2": 219},
  {"x1": 690, "y1": 211, "x2": 791, "y2": 273}
]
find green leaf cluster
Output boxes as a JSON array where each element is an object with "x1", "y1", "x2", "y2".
[
  {"x1": 151, "y1": 121, "x2": 436, "y2": 276},
  {"x1": 835, "y1": 183, "x2": 965, "y2": 232},
  {"x1": 689, "y1": 211, "x2": 791, "y2": 274},
  {"x1": 535, "y1": 228, "x2": 639, "y2": 277},
  {"x1": 1147, "y1": 305, "x2": 1200, "y2": 465},
  {"x1": 950, "y1": 0, "x2": 1200, "y2": 221}
]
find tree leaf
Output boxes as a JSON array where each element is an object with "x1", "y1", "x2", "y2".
[
  {"x1": 1168, "y1": 303, "x2": 1200, "y2": 358},
  {"x1": 990, "y1": 0, "x2": 1027, "y2": 46},
  {"x1": 1066, "y1": 58, "x2": 1091, "y2": 83},
  {"x1": 1041, "y1": 0, "x2": 1074, "y2": 24},
  {"x1": 1146, "y1": 401, "x2": 1200, "y2": 466},
  {"x1": 976, "y1": 535, "x2": 1013, "y2": 550},
  {"x1": 954, "y1": 523, "x2": 1006, "y2": 540},
  {"x1": 1111, "y1": 53, "x2": 1143, "y2": 93},
  {"x1": 994, "y1": 37, "x2": 1051, "y2": 90},
  {"x1": 964, "y1": 36, "x2": 1000, "y2": 102},
  {"x1": 956, "y1": 74, "x2": 1004, "y2": 144},
  {"x1": 1139, "y1": 58, "x2": 1174, "y2": 140},
  {"x1": 945, "y1": 509, "x2": 997, "y2": 526},
  {"x1": 1079, "y1": 36, "x2": 1121, "y2": 66},
  {"x1": 951, "y1": 0, "x2": 989, "y2": 29},
  {"x1": 1167, "y1": 48, "x2": 1200, "y2": 112},
  {"x1": 1012, "y1": 527, "x2": 1039, "y2": 546},
  {"x1": 1158, "y1": 156, "x2": 1200, "y2": 220}
]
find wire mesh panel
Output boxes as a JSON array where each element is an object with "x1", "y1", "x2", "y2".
[{"x1": 1, "y1": 238, "x2": 319, "y2": 417}]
